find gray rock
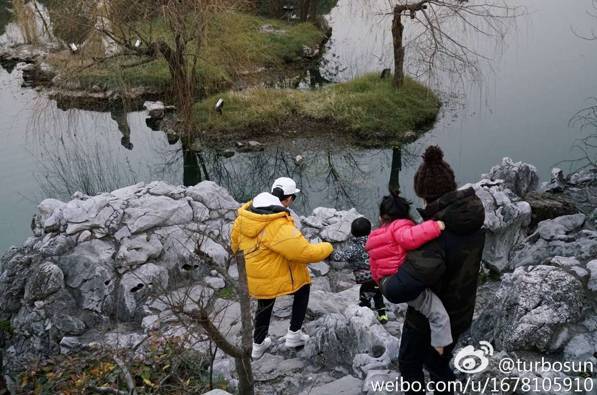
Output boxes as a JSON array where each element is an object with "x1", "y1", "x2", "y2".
[
  {"x1": 144, "y1": 101, "x2": 166, "y2": 119},
  {"x1": 120, "y1": 263, "x2": 169, "y2": 320},
  {"x1": 77, "y1": 230, "x2": 92, "y2": 243},
  {"x1": 311, "y1": 276, "x2": 332, "y2": 292},
  {"x1": 197, "y1": 237, "x2": 229, "y2": 266},
  {"x1": 145, "y1": 180, "x2": 184, "y2": 198},
  {"x1": 362, "y1": 370, "x2": 400, "y2": 395},
  {"x1": 563, "y1": 333, "x2": 597, "y2": 362},
  {"x1": 304, "y1": 305, "x2": 399, "y2": 377},
  {"x1": 525, "y1": 191, "x2": 579, "y2": 227},
  {"x1": 202, "y1": 389, "x2": 233, "y2": 395},
  {"x1": 570, "y1": 266, "x2": 589, "y2": 280},
  {"x1": 38, "y1": 198, "x2": 65, "y2": 231},
  {"x1": 302, "y1": 215, "x2": 325, "y2": 229},
  {"x1": 103, "y1": 331, "x2": 146, "y2": 349},
  {"x1": 474, "y1": 265, "x2": 584, "y2": 352},
  {"x1": 320, "y1": 209, "x2": 362, "y2": 243},
  {"x1": 305, "y1": 375, "x2": 362, "y2": 395},
  {"x1": 111, "y1": 182, "x2": 145, "y2": 200},
  {"x1": 116, "y1": 234, "x2": 163, "y2": 267},
  {"x1": 124, "y1": 195, "x2": 192, "y2": 234},
  {"x1": 510, "y1": 228, "x2": 597, "y2": 269},
  {"x1": 57, "y1": 240, "x2": 116, "y2": 315},
  {"x1": 24, "y1": 262, "x2": 64, "y2": 302},
  {"x1": 483, "y1": 157, "x2": 539, "y2": 197},
  {"x1": 186, "y1": 181, "x2": 240, "y2": 211},
  {"x1": 588, "y1": 260, "x2": 597, "y2": 291},
  {"x1": 544, "y1": 167, "x2": 567, "y2": 192},
  {"x1": 569, "y1": 167, "x2": 597, "y2": 185},
  {"x1": 536, "y1": 214, "x2": 586, "y2": 241},
  {"x1": 550, "y1": 256, "x2": 581, "y2": 268},
  {"x1": 38, "y1": 234, "x2": 76, "y2": 257},
  {"x1": 548, "y1": 327, "x2": 571, "y2": 352},
  {"x1": 308, "y1": 286, "x2": 359, "y2": 317},
  {"x1": 228, "y1": 264, "x2": 239, "y2": 280},
  {"x1": 345, "y1": 306, "x2": 400, "y2": 377},
  {"x1": 205, "y1": 276, "x2": 226, "y2": 289},
  {"x1": 191, "y1": 201, "x2": 210, "y2": 222},
  {"x1": 254, "y1": 355, "x2": 305, "y2": 382},
  {"x1": 309, "y1": 262, "x2": 330, "y2": 277},
  {"x1": 470, "y1": 181, "x2": 531, "y2": 272},
  {"x1": 312, "y1": 207, "x2": 337, "y2": 221}
]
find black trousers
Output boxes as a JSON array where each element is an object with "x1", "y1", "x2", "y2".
[
  {"x1": 359, "y1": 280, "x2": 386, "y2": 315},
  {"x1": 253, "y1": 284, "x2": 310, "y2": 344},
  {"x1": 399, "y1": 323, "x2": 457, "y2": 395}
]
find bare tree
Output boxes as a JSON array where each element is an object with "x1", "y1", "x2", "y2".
[
  {"x1": 566, "y1": 98, "x2": 597, "y2": 169},
  {"x1": 298, "y1": 0, "x2": 320, "y2": 21},
  {"x1": 388, "y1": 0, "x2": 515, "y2": 89},
  {"x1": 564, "y1": 2, "x2": 597, "y2": 169},
  {"x1": 46, "y1": 0, "x2": 247, "y2": 135}
]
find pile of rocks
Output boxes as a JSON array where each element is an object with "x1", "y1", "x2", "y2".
[
  {"x1": 0, "y1": 181, "x2": 239, "y2": 373},
  {"x1": 1, "y1": 159, "x2": 596, "y2": 395},
  {"x1": 466, "y1": 161, "x2": 597, "y2": 391}
]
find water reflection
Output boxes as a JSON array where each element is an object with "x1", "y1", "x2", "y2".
[
  {"x1": 26, "y1": 87, "x2": 401, "y2": 223},
  {"x1": 321, "y1": 0, "x2": 393, "y2": 82},
  {"x1": 0, "y1": 2, "x2": 11, "y2": 36},
  {"x1": 110, "y1": 109, "x2": 133, "y2": 150},
  {"x1": 567, "y1": 98, "x2": 597, "y2": 169}
]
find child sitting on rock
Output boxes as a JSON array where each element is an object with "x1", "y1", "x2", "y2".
[
  {"x1": 366, "y1": 192, "x2": 452, "y2": 355},
  {"x1": 330, "y1": 217, "x2": 388, "y2": 324}
]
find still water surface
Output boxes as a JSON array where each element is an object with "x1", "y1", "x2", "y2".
[{"x1": 1, "y1": 0, "x2": 596, "y2": 251}]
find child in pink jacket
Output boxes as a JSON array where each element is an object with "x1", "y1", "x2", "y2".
[{"x1": 366, "y1": 192, "x2": 452, "y2": 354}]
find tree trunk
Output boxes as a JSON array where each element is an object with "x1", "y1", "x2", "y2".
[
  {"x1": 389, "y1": 146, "x2": 402, "y2": 194},
  {"x1": 392, "y1": 6, "x2": 405, "y2": 89},
  {"x1": 182, "y1": 143, "x2": 202, "y2": 187},
  {"x1": 299, "y1": 0, "x2": 310, "y2": 21},
  {"x1": 235, "y1": 253, "x2": 255, "y2": 395},
  {"x1": 308, "y1": 0, "x2": 318, "y2": 21},
  {"x1": 156, "y1": 40, "x2": 196, "y2": 137},
  {"x1": 272, "y1": 0, "x2": 283, "y2": 18},
  {"x1": 235, "y1": 356, "x2": 254, "y2": 395}
]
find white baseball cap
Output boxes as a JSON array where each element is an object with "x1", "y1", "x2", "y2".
[{"x1": 271, "y1": 177, "x2": 301, "y2": 195}]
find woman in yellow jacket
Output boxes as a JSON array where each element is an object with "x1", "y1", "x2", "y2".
[{"x1": 231, "y1": 177, "x2": 333, "y2": 359}]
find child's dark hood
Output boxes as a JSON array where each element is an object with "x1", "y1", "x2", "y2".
[{"x1": 418, "y1": 187, "x2": 485, "y2": 235}]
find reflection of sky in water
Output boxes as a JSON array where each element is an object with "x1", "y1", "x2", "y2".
[
  {"x1": 1, "y1": 0, "x2": 597, "y2": 252},
  {"x1": 323, "y1": 0, "x2": 597, "y2": 204}
]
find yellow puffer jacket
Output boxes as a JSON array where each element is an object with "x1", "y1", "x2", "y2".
[{"x1": 230, "y1": 201, "x2": 333, "y2": 299}]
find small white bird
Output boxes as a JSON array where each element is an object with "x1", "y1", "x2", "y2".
[
  {"x1": 215, "y1": 98, "x2": 224, "y2": 114},
  {"x1": 134, "y1": 39, "x2": 141, "y2": 48},
  {"x1": 69, "y1": 43, "x2": 78, "y2": 53}
]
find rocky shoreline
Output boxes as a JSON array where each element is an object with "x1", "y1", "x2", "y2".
[{"x1": 0, "y1": 159, "x2": 596, "y2": 394}]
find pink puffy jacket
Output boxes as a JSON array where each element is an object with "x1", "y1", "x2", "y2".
[{"x1": 365, "y1": 219, "x2": 442, "y2": 283}]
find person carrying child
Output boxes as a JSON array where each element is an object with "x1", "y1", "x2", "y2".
[
  {"x1": 330, "y1": 217, "x2": 388, "y2": 324},
  {"x1": 365, "y1": 192, "x2": 452, "y2": 355}
]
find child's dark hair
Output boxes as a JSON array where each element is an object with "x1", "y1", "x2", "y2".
[
  {"x1": 272, "y1": 187, "x2": 295, "y2": 202},
  {"x1": 351, "y1": 217, "x2": 371, "y2": 237},
  {"x1": 379, "y1": 191, "x2": 412, "y2": 224}
]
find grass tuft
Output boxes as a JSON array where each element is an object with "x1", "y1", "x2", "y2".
[{"x1": 194, "y1": 74, "x2": 441, "y2": 140}]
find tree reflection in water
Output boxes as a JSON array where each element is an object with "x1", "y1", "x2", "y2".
[
  {"x1": 29, "y1": 92, "x2": 419, "y2": 220},
  {"x1": 159, "y1": 137, "x2": 419, "y2": 219},
  {"x1": 32, "y1": 115, "x2": 137, "y2": 197}
]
